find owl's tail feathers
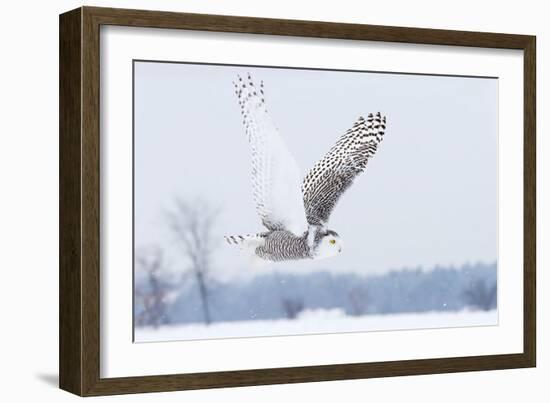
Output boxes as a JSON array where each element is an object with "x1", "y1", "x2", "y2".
[
  {"x1": 224, "y1": 233, "x2": 268, "y2": 268},
  {"x1": 224, "y1": 233, "x2": 266, "y2": 249}
]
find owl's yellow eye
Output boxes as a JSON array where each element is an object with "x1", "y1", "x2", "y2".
[{"x1": 329, "y1": 239, "x2": 336, "y2": 245}]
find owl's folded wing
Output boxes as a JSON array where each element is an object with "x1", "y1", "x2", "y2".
[
  {"x1": 234, "y1": 74, "x2": 308, "y2": 235},
  {"x1": 302, "y1": 113, "x2": 387, "y2": 226}
]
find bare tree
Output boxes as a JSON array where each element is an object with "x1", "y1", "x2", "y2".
[
  {"x1": 463, "y1": 279, "x2": 497, "y2": 311},
  {"x1": 348, "y1": 286, "x2": 370, "y2": 316},
  {"x1": 134, "y1": 247, "x2": 172, "y2": 328},
  {"x1": 281, "y1": 297, "x2": 304, "y2": 319},
  {"x1": 166, "y1": 198, "x2": 219, "y2": 325}
]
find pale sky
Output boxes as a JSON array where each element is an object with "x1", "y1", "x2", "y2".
[{"x1": 134, "y1": 61, "x2": 497, "y2": 280}]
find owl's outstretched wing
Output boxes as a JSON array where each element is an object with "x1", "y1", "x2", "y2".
[
  {"x1": 302, "y1": 113, "x2": 387, "y2": 226},
  {"x1": 234, "y1": 74, "x2": 308, "y2": 235}
]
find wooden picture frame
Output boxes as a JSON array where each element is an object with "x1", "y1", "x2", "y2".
[{"x1": 59, "y1": 6, "x2": 536, "y2": 396}]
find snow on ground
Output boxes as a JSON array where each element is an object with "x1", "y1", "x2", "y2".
[{"x1": 135, "y1": 309, "x2": 498, "y2": 343}]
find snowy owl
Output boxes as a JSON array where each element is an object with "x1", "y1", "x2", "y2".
[{"x1": 225, "y1": 73, "x2": 387, "y2": 263}]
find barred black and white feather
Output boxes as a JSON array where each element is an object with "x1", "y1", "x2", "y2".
[
  {"x1": 255, "y1": 230, "x2": 311, "y2": 261},
  {"x1": 224, "y1": 233, "x2": 266, "y2": 248},
  {"x1": 302, "y1": 113, "x2": 387, "y2": 226}
]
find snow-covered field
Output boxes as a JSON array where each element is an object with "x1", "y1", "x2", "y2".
[{"x1": 135, "y1": 309, "x2": 498, "y2": 342}]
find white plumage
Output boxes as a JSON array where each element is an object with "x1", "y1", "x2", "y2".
[
  {"x1": 234, "y1": 75, "x2": 308, "y2": 236},
  {"x1": 226, "y1": 73, "x2": 388, "y2": 263}
]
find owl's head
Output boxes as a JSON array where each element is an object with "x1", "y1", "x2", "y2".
[{"x1": 313, "y1": 230, "x2": 343, "y2": 259}]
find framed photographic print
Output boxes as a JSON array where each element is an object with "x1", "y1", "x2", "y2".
[{"x1": 59, "y1": 6, "x2": 536, "y2": 396}]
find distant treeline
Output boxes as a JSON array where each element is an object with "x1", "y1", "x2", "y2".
[{"x1": 135, "y1": 262, "x2": 497, "y2": 327}]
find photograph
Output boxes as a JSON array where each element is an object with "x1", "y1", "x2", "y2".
[{"x1": 132, "y1": 61, "x2": 498, "y2": 343}]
